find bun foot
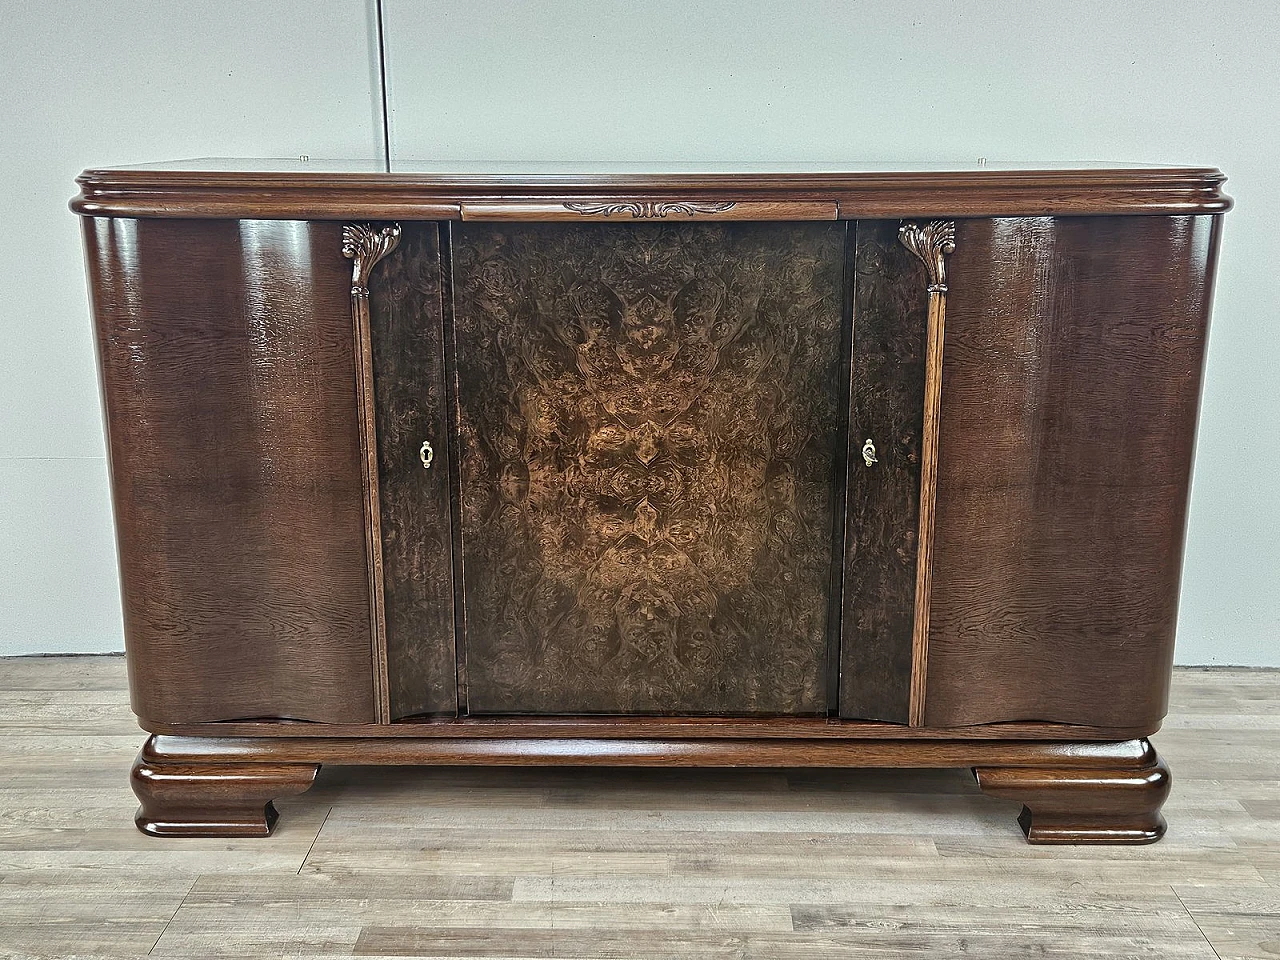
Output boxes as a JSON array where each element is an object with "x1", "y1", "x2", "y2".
[
  {"x1": 974, "y1": 740, "x2": 1170, "y2": 844},
  {"x1": 131, "y1": 736, "x2": 319, "y2": 837}
]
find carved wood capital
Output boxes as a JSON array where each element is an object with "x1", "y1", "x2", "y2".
[
  {"x1": 342, "y1": 223, "x2": 402, "y2": 299},
  {"x1": 899, "y1": 220, "x2": 956, "y2": 293}
]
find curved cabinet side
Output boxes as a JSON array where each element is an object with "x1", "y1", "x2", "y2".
[
  {"x1": 925, "y1": 215, "x2": 1220, "y2": 729},
  {"x1": 84, "y1": 217, "x2": 376, "y2": 724}
]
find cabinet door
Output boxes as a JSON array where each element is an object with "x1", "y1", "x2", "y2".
[
  {"x1": 837, "y1": 221, "x2": 930, "y2": 722},
  {"x1": 86, "y1": 218, "x2": 376, "y2": 725},
  {"x1": 367, "y1": 222, "x2": 458, "y2": 719},
  {"x1": 450, "y1": 221, "x2": 847, "y2": 715}
]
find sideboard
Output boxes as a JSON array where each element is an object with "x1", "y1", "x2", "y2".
[{"x1": 73, "y1": 161, "x2": 1228, "y2": 842}]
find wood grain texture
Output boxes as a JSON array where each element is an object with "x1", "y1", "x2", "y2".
[
  {"x1": 131, "y1": 748, "x2": 319, "y2": 838},
  {"x1": 975, "y1": 746, "x2": 1171, "y2": 844},
  {"x1": 140, "y1": 715, "x2": 1156, "y2": 741},
  {"x1": 2, "y1": 656, "x2": 1275, "y2": 958},
  {"x1": 450, "y1": 222, "x2": 846, "y2": 715},
  {"x1": 83, "y1": 218, "x2": 375, "y2": 725},
  {"x1": 838, "y1": 221, "x2": 928, "y2": 723},
  {"x1": 460, "y1": 200, "x2": 839, "y2": 221},
  {"x1": 71, "y1": 165, "x2": 1233, "y2": 220},
  {"x1": 925, "y1": 215, "x2": 1221, "y2": 729},
  {"x1": 343, "y1": 223, "x2": 401, "y2": 724},
  {"x1": 899, "y1": 220, "x2": 956, "y2": 727},
  {"x1": 367, "y1": 222, "x2": 458, "y2": 719},
  {"x1": 139, "y1": 731, "x2": 1162, "y2": 770}
]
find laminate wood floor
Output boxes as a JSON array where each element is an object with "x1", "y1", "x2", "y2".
[{"x1": 0, "y1": 657, "x2": 1276, "y2": 959}]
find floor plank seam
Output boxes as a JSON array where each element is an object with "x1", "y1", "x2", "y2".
[
  {"x1": 1170, "y1": 884, "x2": 1224, "y2": 960},
  {"x1": 148, "y1": 875, "x2": 197, "y2": 957},
  {"x1": 298, "y1": 804, "x2": 334, "y2": 875}
]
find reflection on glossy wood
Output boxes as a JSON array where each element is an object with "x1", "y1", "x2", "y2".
[
  {"x1": 975, "y1": 742, "x2": 1171, "y2": 843},
  {"x1": 367, "y1": 223, "x2": 458, "y2": 719},
  {"x1": 343, "y1": 222, "x2": 401, "y2": 724},
  {"x1": 130, "y1": 731, "x2": 1170, "y2": 844},
  {"x1": 838, "y1": 221, "x2": 927, "y2": 722},
  {"x1": 926, "y1": 215, "x2": 1220, "y2": 729},
  {"x1": 71, "y1": 164, "x2": 1233, "y2": 220},
  {"x1": 84, "y1": 218, "x2": 375, "y2": 725},
  {"x1": 451, "y1": 222, "x2": 846, "y2": 715}
]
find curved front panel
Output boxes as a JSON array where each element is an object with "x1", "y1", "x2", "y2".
[
  {"x1": 925, "y1": 215, "x2": 1219, "y2": 730},
  {"x1": 85, "y1": 218, "x2": 376, "y2": 724}
]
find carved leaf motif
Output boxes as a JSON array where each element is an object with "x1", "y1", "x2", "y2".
[
  {"x1": 898, "y1": 220, "x2": 956, "y2": 292},
  {"x1": 563, "y1": 201, "x2": 738, "y2": 219},
  {"x1": 342, "y1": 223, "x2": 402, "y2": 297}
]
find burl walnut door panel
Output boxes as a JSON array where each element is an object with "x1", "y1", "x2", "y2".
[
  {"x1": 367, "y1": 222, "x2": 458, "y2": 719},
  {"x1": 84, "y1": 218, "x2": 376, "y2": 725},
  {"x1": 450, "y1": 222, "x2": 847, "y2": 715},
  {"x1": 837, "y1": 221, "x2": 929, "y2": 723},
  {"x1": 924, "y1": 215, "x2": 1219, "y2": 730}
]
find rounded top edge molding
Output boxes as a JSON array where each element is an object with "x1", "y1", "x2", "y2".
[{"x1": 69, "y1": 164, "x2": 1232, "y2": 219}]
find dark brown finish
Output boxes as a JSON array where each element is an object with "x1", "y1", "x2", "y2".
[
  {"x1": 343, "y1": 223, "x2": 402, "y2": 723},
  {"x1": 75, "y1": 166, "x2": 1227, "y2": 844},
  {"x1": 134, "y1": 732, "x2": 1163, "y2": 843},
  {"x1": 72, "y1": 163, "x2": 1231, "y2": 220},
  {"x1": 460, "y1": 200, "x2": 839, "y2": 221},
  {"x1": 368, "y1": 222, "x2": 458, "y2": 719},
  {"x1": 838, "y1": 221, "x2": 928, "y2": 722},
  {"x1": 925, "y1": 215, "x2": 1220, "y2": 729},
  {"x1": 450, "y1": 222, "x2": 845, "y2": 715},
  {"x1": 140, "y1": 731, "x2": 1161, "y2": 769},
  {"x1": 131, "y1": 739, "x2": 319, "y2": 837},
  {"x1": 83, "y1": 217, "x2": 376, "y2": 724},
  {"x1": 141, "y1": 715, "x2": 1158, "y2": 742},
  {"x1": 975, "y1": 740, "x2": 1171, "y2": 843}
]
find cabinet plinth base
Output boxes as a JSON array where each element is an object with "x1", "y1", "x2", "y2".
[
  {"x1": 974, "y1": 746, "x2": 1171, "y2": 844},
  {"x1": 131, "y1": 741, "x2": 319, "y2": 837},
  {"x1": 130, "y1": 733, "x2": 1168, "y2": 843}
]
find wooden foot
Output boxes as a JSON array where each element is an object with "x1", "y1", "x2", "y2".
[
  {"x1": 131, "y1": 736, "x2": 319, "y2": 837},
  {"x1": 974, "y1": 739, "x2": 1170, "y2": 844}
]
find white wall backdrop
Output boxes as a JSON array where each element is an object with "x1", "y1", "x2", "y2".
[
  {"x1": 0, "y1": 1, "x2": 383, "y2": 653},
  {"x1": 2, "y1": 0, "x2": 1276, "y2": 664}
]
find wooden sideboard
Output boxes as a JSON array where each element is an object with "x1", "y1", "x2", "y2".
[{"x1": 74, "y1": 161, "x2": 1229, "y2": 843}]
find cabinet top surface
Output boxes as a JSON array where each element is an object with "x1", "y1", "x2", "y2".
[{"x1": 73, "y1": 158, "x2": 1230, "y2": 219}]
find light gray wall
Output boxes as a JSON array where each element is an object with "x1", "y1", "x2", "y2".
[
  {"x1": 2, "y1": 1, "x2": 1276, "y2": 664},
  {"x1": 0, "y1": 1, "x2": 383, "y2": 653}
]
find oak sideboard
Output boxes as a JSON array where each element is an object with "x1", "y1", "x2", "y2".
[{"x1": 73, "y1": 161, "x2": 1228, "y2": 842}]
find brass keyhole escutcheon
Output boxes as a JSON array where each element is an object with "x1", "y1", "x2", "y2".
[
  {"x1": 861, "y1": 438, "x2": 878, "y2": 467},
  {"x1": 419, "y1": 439, "x2": 434, "y2": 470}
]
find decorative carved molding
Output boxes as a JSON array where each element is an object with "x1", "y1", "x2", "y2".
[
  {"x1": 341, "y1": 222, "x2": 402, "y2": 724},
  {"x1": 899, "y1": 219, "x2": 956, "y2": 293},
  {"x1": 563, "y1": 200, "x2": 737, "y2": 219},
  {"x1": 342, "y1": 223, "x2": 402, "y2": 299},
  {"x1": 898, "y1": 220, "x2": 956, "y2": 727}
]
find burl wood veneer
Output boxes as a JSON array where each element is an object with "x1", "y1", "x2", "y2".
[{"x1": 75, "y1": 161, "x2": 1228, "y2": 843}]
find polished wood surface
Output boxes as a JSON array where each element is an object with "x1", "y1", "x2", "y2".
[
  {"x1": 140, "y1": 715, "x2": 1156, "y2": 742},
  {"x1": 459, "y1": 199, "x2": 840, "y2": 221},
  {"x1": 132, "y1": 750, "x2": 318, "y2": 838},
  {"x1": 449, "y1": 222, "x2": 845, "y2": 715},
  {"x1": 75, "y1": 166, "x2": 1226, "y2": 843},
  {"x1": 975, "y1": 745, "x2": 1171, "y2": 844},
  {"x1": 72, "y1": 164, "x2": 1231, "y2": 220},
  {"x1": 132, "y1": 728, "x2": 1176, "y2": 844},
  {"x1": 83, "y1": 218, "x2": 375, "y2": 725},
  {"x1": 368, "y1": 222, "x2": 458, "y2": 719},
  {"x1": 838, "y1": 221, "x2": 927, "y2": 722},
  {"x1": 925, "y1": 215, "x2": 1220, "y2": 729}
]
